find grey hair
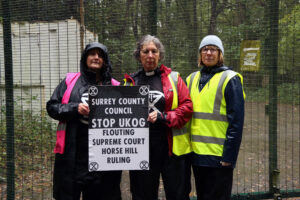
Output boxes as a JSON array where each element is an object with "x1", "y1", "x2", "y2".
[{"x1": 133, "y1": 34, "x2": 165, "y2": 62}]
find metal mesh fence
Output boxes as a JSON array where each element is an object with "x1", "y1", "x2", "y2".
[{"x1": 0, "y1": 0, "x2": 299, "y2": 199}]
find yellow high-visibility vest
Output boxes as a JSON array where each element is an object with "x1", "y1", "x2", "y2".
[
  {"x1": 124, "y1": 72, "x2": 191, "y2": 156},
  {"x1": 168, "y1": 72, "x2": 192, "y2": 156},
  {"x1": 124, "y1": 79, "x2": 133, "y2": 86},
  {"x1": 186, "y1": 70, "x2": 245, "y2": 156}
]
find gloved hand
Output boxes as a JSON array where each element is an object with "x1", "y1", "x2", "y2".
[{"x1": 148, "y1": 111, "x2": 167, "y2": 124}]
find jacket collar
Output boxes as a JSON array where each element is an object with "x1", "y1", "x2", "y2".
[
  {"x1": 158, "y1": 64, "x2": 171, "y2": 77},
  {"x1": 124, "y1": 64, "x2": 172, "y2": 84},
  {"x1": 201, "y1": 65, "x2": 231, "y2": 74}
]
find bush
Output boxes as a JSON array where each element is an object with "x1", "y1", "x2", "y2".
[
  {"x1": 245, "y1": 82, "x2": 300, "y2": 105},
  {"x1": 0, "y1": 105, "x2": 56, "y2": 197}
]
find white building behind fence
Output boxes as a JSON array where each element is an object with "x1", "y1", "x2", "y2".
[{"x1": 0, "y1": 19, "x2": 98, "y2": 113}]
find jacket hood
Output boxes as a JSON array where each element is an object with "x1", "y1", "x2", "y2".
[{"x1": 80, "y1": 42, "x2": 112, "y2": 84}]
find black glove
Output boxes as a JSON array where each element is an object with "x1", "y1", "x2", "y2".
[{"x1": 156, "y1": 112, "x2": 167, "y2": 124}]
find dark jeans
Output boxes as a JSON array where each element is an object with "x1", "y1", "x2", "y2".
[
  {"x1": 130, "y1": 153, "x2": 191, "y2": 200},
  {"x1": 193, "y1": 166, "x2": 233, "y2": 200}
]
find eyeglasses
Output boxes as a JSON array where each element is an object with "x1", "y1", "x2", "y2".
[{"x1": 201, "y1": 47, "x2": 219, "y2": 54}]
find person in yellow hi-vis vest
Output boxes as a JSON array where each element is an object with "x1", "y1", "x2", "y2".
[
  {"x1": 124, "y1": 35, "x2": 193, "y2": 200},
  {"x1": 186, "y1": 35, "x2": 245, "y2": 200}
]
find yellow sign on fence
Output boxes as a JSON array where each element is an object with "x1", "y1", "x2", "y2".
[{"x1": 240, "y1": 40, "x2": 261, "y2": 72}]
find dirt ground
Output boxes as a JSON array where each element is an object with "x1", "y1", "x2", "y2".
[{"x1": 233, "y1": 103, "x2": 299, "y2": 194}]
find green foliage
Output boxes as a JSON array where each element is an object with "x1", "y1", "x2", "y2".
[
  {"x1": 0, "y1": 103, "x2": 56, "y2": 193},
  {"x1": 0, "y1": 0, "x2": 77, "y2": 21},
  {"x1": 277, "y1": 82, "x2": 300, "y2": 104},
  {"x1": 278, "y1": 4, "x2": 300, "y2": 75},
  {"x1": 245, "y1": 82, "x2": 300, "y2": 104},
  {"x1": 1, "y1": 0, "x2": 298, "y2": 77},
  {"x1": 244, "y1": 86, "x2": 269, "y2": 103},
  {"x1": 0, "y1": 105, "x2": 56, "y2": 161},
  {"x1": 84, "y1": 0, "x2": 139, "y2": 75}
]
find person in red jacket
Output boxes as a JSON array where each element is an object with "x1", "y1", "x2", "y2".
[{"x1": 124, "y1": 35, "x2": 193, "y2": 200}]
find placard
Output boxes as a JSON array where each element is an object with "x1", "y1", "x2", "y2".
[
  {"x1": 240, "y1": 40, "x2": 261, "y2": 71},
  {"x1": 88, "y1": 85, "x2": 149, "y2": 171}
]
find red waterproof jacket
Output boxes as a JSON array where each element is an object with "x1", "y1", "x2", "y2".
[{"x1": 124, "y1": 64, "x2": 193, "y2": 155}]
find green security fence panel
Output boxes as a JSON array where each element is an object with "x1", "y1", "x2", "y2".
[{"x1": 0, "y1": 0, "x2": 299, "y2": 199}]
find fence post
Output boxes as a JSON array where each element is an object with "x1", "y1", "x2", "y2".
[
  {"x1": 268, "y1": 0, "x2": 280, "y2": 199},
  {"x1": 2, "y1": 0, "x2": 15, "y2": 199},
  {"x1": 80, "y1": 0, "x2": 85, "y2": 52}
]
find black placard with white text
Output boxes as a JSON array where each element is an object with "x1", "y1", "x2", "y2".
[{"x1": 88, "y1": 86, "x2": 149, "y2": 171}]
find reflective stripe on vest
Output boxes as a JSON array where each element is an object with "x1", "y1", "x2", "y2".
[
  {"x1": 168, "y1": 72, "x2": 192, "y2": 156},
  {"x1": 187, "y1": 70, "x2": 244, "y2": 156},
  {"x1": 172, "y1": 126, "x2": 188, "y2": 136},
  {"x1": 191, "y1": 135, "x2": 225, "y2": 145},
  {"x1": 168, "y1": 72, "x2": 178, "y2": 110},
  {"x1": 188, "y1": 71, "x2": 199, "y2": 93}
]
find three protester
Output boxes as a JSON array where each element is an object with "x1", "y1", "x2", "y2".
[{"x1": 47, "y1": 34, "x2": 244, "y2": 200}]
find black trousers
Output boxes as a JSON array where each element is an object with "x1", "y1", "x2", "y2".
[
  {"x1": 130, "y1": 152, "x2": 191, "y2": 200},
  {"x1": 71, "y1": 171, "x2": 122, "y2": 200},
  {"x1": 193, "y1": 166, "x2": 233, "y2": 200}
]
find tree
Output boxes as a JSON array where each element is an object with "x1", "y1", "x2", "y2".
[{"x1": 209, "y1": 0, "x2": 228, "y2": 34}]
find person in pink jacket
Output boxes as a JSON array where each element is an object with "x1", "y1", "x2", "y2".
[{"x1": 47, "y1": 42, "x2": 122, "y2": 200}]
